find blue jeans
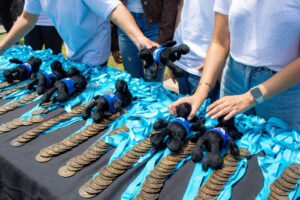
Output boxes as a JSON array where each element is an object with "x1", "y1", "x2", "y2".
[
  {"x1": 118, "y1": 12, "x2": 165, "y2": 82},
  {"x1": 221, "y1": 56, "x2": 300, "y2": 128},
  {"x1": 177, "y1": 70, "x2": 220, "y2": 102}
]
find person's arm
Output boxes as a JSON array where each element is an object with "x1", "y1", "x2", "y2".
[
  {"x1": 109, "y1": 4, "x2": 159, "y2": 50},
  {"x1": 0, "y1": 11, "x2": 39, "y2": 55},
  {"x1": 169, "y1": 12, "x2": 230, "y2": 118},
  {"x1": 206, "y1": 56, "x2": 300, "y2": 120}
]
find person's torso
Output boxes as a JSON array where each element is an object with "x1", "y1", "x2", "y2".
[
  {"x1": 36, "y1": 12, "x2": 54, "y2": 26},
  {"x1": 126, "y1": 0, "x2": 144, "y2": 13},
  {"x1": 174, "y1": 0, "x2": 215, "y2": 76},
  {"x1": 227, "y1": 0, "x2": 300, "y2": 70},
  {"x1": 39, "y1": 0, "x2": 111, "y2": 66}
]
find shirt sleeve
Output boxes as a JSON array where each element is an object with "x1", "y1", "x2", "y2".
[
  {"x1": 24, "y1": 0, "x2": 42, "y2": 15},
  {"x1": 83, "y1": 0, "x2": 122, "y2": 20},
  {"x1": 214, "y1": 0, "x2": 230, "y2": 15}
]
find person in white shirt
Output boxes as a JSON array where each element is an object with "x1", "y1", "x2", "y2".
[
  {"x1": 172, "y1": 0, "x2": 219, "y2": 99},
  {"x1": 0, "y1": 0, "x2": 158, "y2": 66},
  {"x1": 169, "y1": 0, "x2": 300, "y2": 128},
  {"x1": 24, "y1": 12, "x2": 62, "y2": 54}
]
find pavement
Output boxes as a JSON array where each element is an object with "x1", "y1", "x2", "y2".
[
  {"x1": 0, "y1": 25, "x2": 5, "y2": 34},
  {"x1": 163, "y1": 78, "x2": 179, "y2": 93}
]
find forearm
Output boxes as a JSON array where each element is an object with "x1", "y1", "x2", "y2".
[
  {"x1": 259, "y1": 57, "x2": 300, "y2": 100},
  {"x1": 195, "y1": 43, "x2": 229, "y2": 96},
  {"x1": 194, "y1": 13, "x2": 230, "y2": 99},
  {"x1": 109, "y1": 4, "x2": 145, "y2": 49},
  {"x1": 0, "y1": 12, "x2": 38, "y2": 53}
]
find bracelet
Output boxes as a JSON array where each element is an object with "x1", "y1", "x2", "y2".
[{"x1": 198, "y1": 82, "x2": 212, "y2": 90}]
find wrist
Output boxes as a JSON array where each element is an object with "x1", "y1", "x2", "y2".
[
  {"x1": 133, "y1": 35, "x2": 147, "y2": 50},
  {"x1": 245, "y1": 91, "x2": 257, "y2": 106},
  {"x1": 249, "y1": 85, "x2": 265, "y2": 104}
]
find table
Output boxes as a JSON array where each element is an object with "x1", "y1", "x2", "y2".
[{"x1": 0, "y1": 99, "x2": 264, "y2": 200}]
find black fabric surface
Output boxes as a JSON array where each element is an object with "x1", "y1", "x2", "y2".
[{"x1": 0, "y1": 99, "x2": 264, "y2": 200}]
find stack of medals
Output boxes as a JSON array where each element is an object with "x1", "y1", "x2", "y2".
[
  {"x1": 268, "y1": 163, "x2": 300, "y2": 200},
  {"x1": 10, "y1": 103, "x2": 89, "y2": 147},
  {"x1": 58, "y1": 124, "x2": 130, "y2": 177},
  {"x1": 79, "y1": 130, "x2": 160, "y2": 198},
  {"x1": 134, "y1": 139, "x2": 196, "y2": 200},
  {"x1": 0, "y1": 116, "x2": 44, "y2": 134},
  {"x1": 35, "y1": 110, "x2": 126, "y2": 163},
  {"x1": 194, "y1": 148, "x2": 251, "y2": 200},
  {"x1": 0, "y1": 82, "x2": 30, "y2": 98},
  {"x1": 0, "y1": 93, "x2": 39, "y2": 115},
  {"x1": 0, "y1": 80, "x2": 20, "y2": 90}
]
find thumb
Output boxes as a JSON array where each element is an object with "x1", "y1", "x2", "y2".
[
  {"x1": 169, "y1": 98, "x2": 186, "y2": 115},
  {"x1": 188, "y1": 106, "x2": 198, "y2": 120}
]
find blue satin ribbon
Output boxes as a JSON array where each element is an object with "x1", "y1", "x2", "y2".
[{"x1": 255, "y1": 117, "x2": 300, "y2": 200}]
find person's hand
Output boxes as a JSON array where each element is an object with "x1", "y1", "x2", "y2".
[
  {"x1": 169, "y1": 68, "x2": 177, "y2": 83},
  {"x1": 206, "y1": 92, "x2": 256, "y2": 120},
  {"x1": 169, "y1": 94, "x2": 205, "y2": 120},
  {"x1": 112, "y1": 51, "x2": 122, "y2": 64},
  {"x1": 197, "y1": 65, "x2": 204, "y2": 71},
  {"x1": 136, "y1": 36, "x2": 159, "y2": 50}
]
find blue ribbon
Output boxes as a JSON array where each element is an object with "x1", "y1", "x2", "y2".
[
  {"x1": 171, "y1": 117, "x2": 192, "y2": 134},
  {"x1": 21, "y1": 63, "x2": 32, "y2": 76},
  {"x1": 153, "y1": 46, "x2": 165, "y2": 66},
  {"x1": 207, "y1": 128, "x2": 231, "y2": 148},
  {"x1": 255, "y1": 118, "x2": 300, "y2": 200},
  {"x1": 103, "y1": 93, "x2": 122, "y2": 113},
  {"x1": 42, "y1": 71, "x2": 57, "y2": 88},
  {"x1": 61, "y1": 78, "x2": 76, "y2": 95}
]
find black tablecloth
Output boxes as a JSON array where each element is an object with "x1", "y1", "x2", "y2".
[{"x1": 0, "y1": 99, "x2": 264, "y2": 200}]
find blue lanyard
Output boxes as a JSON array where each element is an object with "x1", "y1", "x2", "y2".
[{"x1": 153, "y1": 46, "x2": 165, "y2": 66}]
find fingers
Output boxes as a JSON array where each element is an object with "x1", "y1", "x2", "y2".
[
  {"x1": 196, "y1": 65, "x2": 204, "y2": 71},
  {"x1": 207, "y1": 98, "x2": 225, "y2": 112},
  {"x1": 136, "y1": 37, "x2": 159, "y2": 50},
  {"x1": 168, "y1": 98, "x2": 188, "y2": 115},
  {"x1": 224, "y1": 110, "x2": 236, "y2": 121},
  {"x1": 188, "y1": 106, "x2": 198, "y2": 120},
  {"x1": 112, "y1": 51, "x2": 122, "y2": 64}
]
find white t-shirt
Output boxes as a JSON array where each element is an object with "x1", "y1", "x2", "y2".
[
  {"x1": 214, "y1": 0, "x2": 300, "y2": 71},
  {"x1": 24, "y1": 0, "x2": 122, "y2": 66},
  {"x1": 173, "y1": 0, "x2": 215, "y2": 77},
  {"x1": 126, "y1": 0, "x2": 144, "y2": 13},
  {"x1": 36, "y1": 12, "x2": 54, "y2": 26}
]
